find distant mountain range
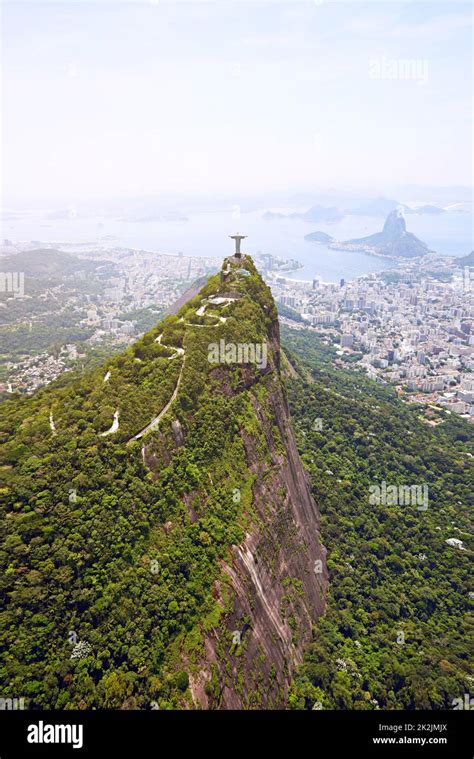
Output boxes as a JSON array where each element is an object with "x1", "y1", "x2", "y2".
[
  {"x1": 330, "y1": 210, "x2": 431, "y2": 258},
  {"x1": 263, "y1": 205, "x2": 343, "y2": 223},
  {"x1": 340, "y1": 197, "x2": 447, "y2": 217},
  {"x1": 404, "y1": 204, "x2": 445, "y2": 215},
  {"x1": 262, "y1": 195, "x2": 466, "y2": 224}
]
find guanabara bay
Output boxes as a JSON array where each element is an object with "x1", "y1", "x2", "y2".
[{"x1": 0, "y1": 251, "x2": 472, "y2": 710}]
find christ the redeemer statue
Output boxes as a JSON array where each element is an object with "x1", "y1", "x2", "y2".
[{"x1": 229, "y1": 234, "x2": 247, "y2": 258}]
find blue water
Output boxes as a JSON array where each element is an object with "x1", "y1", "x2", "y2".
[{"x1": 2, "y1": 207, "x2": 472, "y2": 284}]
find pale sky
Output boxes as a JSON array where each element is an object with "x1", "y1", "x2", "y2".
[{"x1": 1, "y1": 0, "x2": 472, "y2": 202}]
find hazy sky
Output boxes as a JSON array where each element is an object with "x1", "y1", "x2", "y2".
[{"x1": 2, "y1": 0, "x2": 472, "y2": 202}]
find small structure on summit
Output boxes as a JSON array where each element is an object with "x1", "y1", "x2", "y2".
[
  {"x1": 222, "y1": 234, "x2": 249, "y2": 282},
  {"x1": 229, "y1": 233, "x2": 247, "y2": 259}
]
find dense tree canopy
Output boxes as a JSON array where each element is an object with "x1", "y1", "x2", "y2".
[{"x1": 283, "y1": 327, "x2": 473, "y2": 710}]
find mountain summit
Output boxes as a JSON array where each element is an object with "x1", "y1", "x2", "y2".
[
  {"x1": 1, "y1": 249, "x2": 326, "y2": 709},
  {"x1": 342, "y1": 209, "x2": 431, "y2": 258}
]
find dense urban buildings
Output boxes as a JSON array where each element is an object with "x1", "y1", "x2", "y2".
[{"x1": 270, "y1": 256, "x2": 473, "y2": 422}]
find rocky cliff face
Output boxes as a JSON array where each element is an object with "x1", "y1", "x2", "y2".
[
  {"x1": 149, "y1": 257, "x2": 328, "y2": 709},
  {"x1": 191, "y1": 366, "x2": 328, "y2": 708}
]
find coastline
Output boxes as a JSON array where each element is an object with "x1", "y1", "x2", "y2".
[{"x1": 328, "y1": 242, "x2": 401, "y2": 262}]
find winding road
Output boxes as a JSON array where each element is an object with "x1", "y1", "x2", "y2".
[
  {"x1": 126, "y1": 299, "x2": 231, "y2": 443},
  {"x1": 48, "y1": 296, "x2": 236, "y2": 441},
  {"x1": 100, "y1": 409, "x2": 120, "y2": 436}
]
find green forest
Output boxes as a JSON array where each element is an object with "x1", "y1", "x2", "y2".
[
  {"x1": 0, "y1": 257, "x2": 280, "y2": 708},
  {"x1": 282, "y1": 326, "x2": 473, "y2": 710},
  {"x1": 0, "y1": 259, "x2": 472, "y2": 710}
]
